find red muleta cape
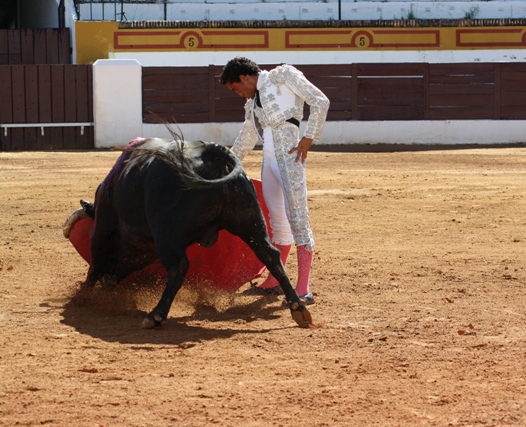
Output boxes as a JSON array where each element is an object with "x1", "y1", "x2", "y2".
[{"x1": 69, "y1": 171, "x2": 270, "y2": 293}]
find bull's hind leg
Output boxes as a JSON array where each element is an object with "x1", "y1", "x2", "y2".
[
  {"x1": 85, "y1": 230, "x2": 120, "y2": 287},
  {"x1": 113, "y1": 242, "x2": 159, "y2": 283},
  {"x1": 141, "y1": 252, "x2": 189, "y2": 329}
]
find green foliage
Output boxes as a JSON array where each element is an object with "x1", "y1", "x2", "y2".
[{"x1": 464, "y1": 6, "x2": 480, "y2": 20}]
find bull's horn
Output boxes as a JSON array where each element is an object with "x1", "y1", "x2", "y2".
[{"x1": 62, "y1": 208, "x2": 89, "y2": 238}]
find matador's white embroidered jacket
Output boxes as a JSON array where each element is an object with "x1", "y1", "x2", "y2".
[
  {"x1": 231, "y1": 64, "x2": 330, "y2": 250},
  {"x1": 230, "y1": 64, "x2": 329, "y2": 161}
]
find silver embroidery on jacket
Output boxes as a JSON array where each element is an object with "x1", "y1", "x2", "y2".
[{"x1": 230, "y1": 64, "x2": 330, "y2": 250}]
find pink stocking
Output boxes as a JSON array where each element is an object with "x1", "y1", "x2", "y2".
[
  {"x1": 257, "y1": 244, "x2": 292, "y2": 289},
  {"x1": 296, "y1": 245, "x2": 313, "y2": 297}
]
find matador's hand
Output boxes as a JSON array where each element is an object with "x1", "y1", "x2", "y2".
[{"x1": 289, "y1": 137, "x2": 313, "y2": 164}]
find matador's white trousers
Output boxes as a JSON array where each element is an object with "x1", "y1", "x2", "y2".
[{"x1": 261, "y1": 126, "x2": 314, "y2": 250}]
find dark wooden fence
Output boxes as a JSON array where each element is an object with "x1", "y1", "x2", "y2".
[
  {"x1": 0, "y1": 29, "x2": 93, "y2": 151},
  {"x1": 143, "y1": 62, "x2": 526, "y2": 124},
  {"x1": 2, "y1": 61, "x2": 525, "y2": 151},
  {"x1": 0, "y1": 65, "x2": 93, "y2": 151},
  {"x1": 0, "y1": 29, "x2": 71, "y2": 65}
]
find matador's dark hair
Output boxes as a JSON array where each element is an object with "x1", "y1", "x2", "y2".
[{"x1": 219, "y1": 56, "x2": 261, "y2": 84}]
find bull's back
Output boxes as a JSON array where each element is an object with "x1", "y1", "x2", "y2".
[
  {"x1": 113, "y1": 157, "x2": 160, "y2": 238},
  {"x1": 113, "y1": 146, "x2": 265, "y2": 245}
]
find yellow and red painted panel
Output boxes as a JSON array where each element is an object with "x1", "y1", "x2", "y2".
[
  {"x1": 75, "y1": 21, "x2": 526, "y2": 64},
  {"x1": 114, "y1": 29, "x2": 269, "y2": 49},
  {"x1": 456, "y1": 28, "x2": 526, "y2": 47},
  {"x1": 284, "y1": 29, "x2": 440, "y2": 48}
]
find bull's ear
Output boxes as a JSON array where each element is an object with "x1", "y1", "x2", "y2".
[{"x1": 80, "y1": 200, "x2": 95, "y2": 218}]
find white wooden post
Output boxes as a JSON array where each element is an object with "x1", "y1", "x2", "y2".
[{"x1": 93, "y1": 59, "x2": 143, "y2": 148}]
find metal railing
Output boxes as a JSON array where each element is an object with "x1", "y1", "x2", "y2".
[
  {"x1": 1, "y1": 123, "x2": 94, "y2": 137},
  {"x1": 75, "y1": 0, "x2": 162, "y2": 22}
]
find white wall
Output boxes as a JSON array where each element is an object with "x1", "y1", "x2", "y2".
[
  {"x1": 111, "y1": 49, "x2": 526, "y2": 67},
  {"x1": 141, "y1": 121, "x2": 526, "y2": 147},
  {"x1": 92, "y1": 59, "x2": 526, "y2": 149},
  {"x1": 76, "y1": 1, "x2": 526, "y2": 22}
]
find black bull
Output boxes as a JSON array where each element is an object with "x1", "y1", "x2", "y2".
[{"x1": 73, "y1": 137, "x2": 312, "y2": 328}]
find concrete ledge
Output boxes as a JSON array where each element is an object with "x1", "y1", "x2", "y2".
[
  {"x1": 90, "y1": 60, "x2": 526, "y2": 149},
  {"x1": 78, "y1": 1, "x2": 526, "y2": 22},
  {"x1": 120, "y1": 18, "x2": 526, "y2": 29},
  {"x1": 94, "y1": 120, "x2": 526, "y2": 148},
  {"x1": 307, "y1": 142, "x2": 526, "y2": 152},
  {"x1": 317, "y1": 120, "x2": 526, "y2": 145}
]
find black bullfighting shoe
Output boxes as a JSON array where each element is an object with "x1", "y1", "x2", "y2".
[
  {"x1": 299, "y1": 292, "x2": 315, "y2": 305},
  {"x1": 243, "y1": 282, "x2": 284, "y2": 296}
]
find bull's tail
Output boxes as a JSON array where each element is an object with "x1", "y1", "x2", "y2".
[
  {"x1": 129, "y1": 140, "x2": 243, "y2": 190},
  {"x1": 189, "y1": 142, "x2": 243, "y2": 188}
]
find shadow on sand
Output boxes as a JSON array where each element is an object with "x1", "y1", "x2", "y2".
[{"x1": 58, "y1": 282, "x2": 291, "y2": 347}]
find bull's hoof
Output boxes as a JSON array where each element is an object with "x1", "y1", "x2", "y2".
[
  {"x1": 141, "y1": 314, "x2": 163, "y2": 329},
  {"x1": 289, "y1": 301, "x2": 313, "y2": 328},
  {"x1": 95, "y1": 275, "x2": 117, "y2": 290},
  {"x1": 69, "y1": 285, "x2": 93, "y2": 306},
  {"x1": 141, "y1": 318, "x2": 156, "y2": 329},
  {"x1": 69, "y1": 281, "x2": 93, "y2": 306}
]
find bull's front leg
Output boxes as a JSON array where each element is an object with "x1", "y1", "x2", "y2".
[
  {"x1": 141, "y1": 256, "x2": 189, "y2": 329},
  {"x1": 247, "y1": 239, "x2": 313, "y2": 328},
  {"x1": 264, "y1": 244, "x2": 313, "y2": 328}
]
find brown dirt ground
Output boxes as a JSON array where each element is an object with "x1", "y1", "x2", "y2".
[{"x1": 0, "y1": 147, "x2": 525, "y2": 427}]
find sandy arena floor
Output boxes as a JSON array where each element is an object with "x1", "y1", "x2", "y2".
[{"x1": 0, "y1": 147, "x2": 525, "y2": 426}]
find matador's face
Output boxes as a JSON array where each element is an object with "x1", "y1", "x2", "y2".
[{"x1": 226, "y1": 74, "x2": 258, "y2": 100}]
